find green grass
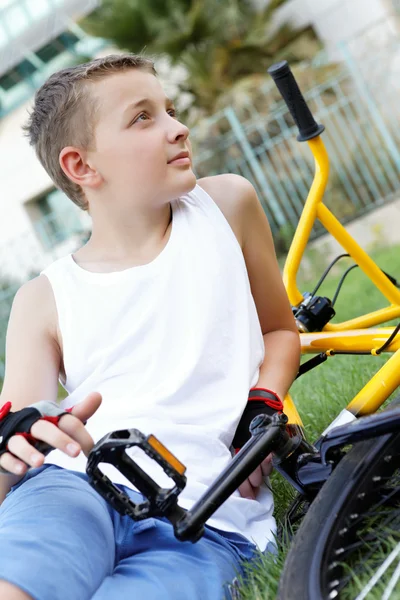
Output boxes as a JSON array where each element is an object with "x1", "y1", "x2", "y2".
[{"x1": 236, "y1": 243, "x2": 400, "y2": 600}]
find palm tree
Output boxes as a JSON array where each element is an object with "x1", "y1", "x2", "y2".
[{"x1": 80, "y1": 0, "x2": 320, "y2": 117}]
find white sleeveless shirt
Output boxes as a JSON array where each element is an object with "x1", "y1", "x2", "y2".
[{"x1": 41, "y1": 183, "x2": 276, "y2": 550}]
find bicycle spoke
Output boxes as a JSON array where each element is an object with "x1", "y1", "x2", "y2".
[
  {"x1": 353, "y1": 542, "x2": 400, "y2": 600},
  {"x1": 382, "y1": 559, "x2": 400, "y2": 600},
  {"x1": 323, "y1": 455, "x2": 400, "y2": 597},
  {"x1": 279, "y1": 414, "x2": 400, "y2": 600}
]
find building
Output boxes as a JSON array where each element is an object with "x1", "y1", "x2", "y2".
[
  {"x1": 273, "y1": 0, "x2": 399, "y2": 58},
  {"x1": 0, "y1": 0, "x2": 106, "y2": 283}
]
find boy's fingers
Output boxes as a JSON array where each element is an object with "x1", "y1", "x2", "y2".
[
  {"x1": 68, "y1": 392, "x2": 102, "y2": 423},
  {"x1": 30, "y1": 418, "x2": 84, "y2": 457},
  {"x1": 0, "y1": 451, "x2": 28, "y2": 475},
  {"x1": 0, "y1": 394, "x2": 102, "y2": 475},
  {"x1": 248, "y1": 465, "x2": 263, "y2": 488},
  {"x1": 56, "y1": 416, "x2": 95, "y2": 457},
  {"x1": 6, "y1": 433, "x2": 47, "y2": 469},
  {"x1": 238, "y1": 478, "x2": 256, "y2": 499},
  {"x1": 261, "y1": 454, "x2": 274, "y2": 478},
  {"x1": 237, "y1": 455, "x2": 274, "y2": 499}
]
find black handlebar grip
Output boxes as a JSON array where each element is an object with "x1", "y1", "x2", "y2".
[{"x1": 267, "y1": 61, "x2": 325, "y2": 142}]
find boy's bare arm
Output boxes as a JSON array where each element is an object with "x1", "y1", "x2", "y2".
[
  {"x1": 0, "y1": 276, "x2": 100, "y2": 504},
  {"x1": 237, "y1": 176, "x2": 301, "y2": 396}
]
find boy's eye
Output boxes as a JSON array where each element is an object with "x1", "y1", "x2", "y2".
[
  {"x1": 131, "y1": 108, "x2": 179, "y2": 125},
  {"x1": 134, "y1": 112, "x2": 149, "y2": 123}
]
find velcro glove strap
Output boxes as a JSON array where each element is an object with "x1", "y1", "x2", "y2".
[
  {"x1": 0, "y1": 400, "x2": 72, "y2": 474},
  {"x1": 232, "y1": 388, "x2": 283, "y2": 451}
]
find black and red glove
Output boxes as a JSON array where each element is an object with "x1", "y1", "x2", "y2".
[
  {"x1": 232, "y1": 388, "x2": 283, "y2": 453},
  {"x1": 0, "y1": 400, "x2": 73, "y2": 475}
]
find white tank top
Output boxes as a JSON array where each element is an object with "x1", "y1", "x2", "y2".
[{"x1": 41, "y1": 183, "x2": 275, "y2": 550}]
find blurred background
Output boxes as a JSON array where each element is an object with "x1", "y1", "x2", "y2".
[{"x1": 0, "y1": 0, "x2": 399, "y2": 381}]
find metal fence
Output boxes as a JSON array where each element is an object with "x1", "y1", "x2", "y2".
[{"x1": 191, "y1": 34, "x2": 400, "y2": 251}]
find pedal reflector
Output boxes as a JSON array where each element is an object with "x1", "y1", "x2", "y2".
[{"x1": 147, "y1": 434, "x2": 186, "y2": 475}]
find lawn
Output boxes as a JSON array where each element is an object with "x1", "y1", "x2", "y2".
[{"x1": 237, "y1": 243, "x2": 400, "y2": 599}]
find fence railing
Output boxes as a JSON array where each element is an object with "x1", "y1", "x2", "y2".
[{"x1": 192, "y1": 36, "x2": 400, "y2": 252}]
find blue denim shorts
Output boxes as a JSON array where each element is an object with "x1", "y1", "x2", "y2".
[{"x1": 0, "y1": 464, "x2": 265, "y2": 600}]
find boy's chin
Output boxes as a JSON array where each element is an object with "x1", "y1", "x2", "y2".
[{"x1": 170, "y1": 170, "x2": 197, "y2": 196}]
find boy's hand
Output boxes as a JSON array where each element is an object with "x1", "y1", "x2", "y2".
[
  {"x1": 238, "y1": 453, "x2": 273, "y2": 500},
  {"x1": 0, "y1": 392, "x2": 102, "y2": 476}
]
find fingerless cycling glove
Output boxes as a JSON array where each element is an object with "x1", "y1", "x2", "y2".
[
  {"x1": 0, "y1": 400, "x2": 72, "y2": 474},
  {"x1": 232, "y1": 388, "x2": 283, "y2": 452}
]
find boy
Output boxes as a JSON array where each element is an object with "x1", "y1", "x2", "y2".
[{"x1": 0, "y1": 54, "x2": 300, "y2": 600}]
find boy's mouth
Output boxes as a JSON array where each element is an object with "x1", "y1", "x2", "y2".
[{"x1": 168, "y1": 151, "x2": 190, "y2": 165}]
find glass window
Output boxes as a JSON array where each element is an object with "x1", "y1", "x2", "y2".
[
  {"x1": 36, "y1": 40, "x2": 63, "y2": 63},
  {"x1": 0, "y1": 59, "x2": 37, "y2": 91},
  {"x1": 36, "y1": 31, "x2": 80, "y2": 63},
  {"x1": 0, "y1": 28, "x2": 79, "y2": 94},
  {"x1": 0, "y1": 69, "x2": 23, "y2": 91},
  {"x1": 17, "y1": 58, "x2": 37, "y2": 77},
  {"x1": 30, "y1": 189, "x2": 84, "y2": 251},
  {"x1": 58, "y1": 31, "x2": 80, "y2": 48}
]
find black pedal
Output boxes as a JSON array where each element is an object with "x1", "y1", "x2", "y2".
[{"x1": 86, "y1": 429, "x2": 187, "y2": 524}]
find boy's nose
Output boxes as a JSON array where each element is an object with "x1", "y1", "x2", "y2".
[{"x1": 168, "y1": 120, "x2": 190, "y2": 143}]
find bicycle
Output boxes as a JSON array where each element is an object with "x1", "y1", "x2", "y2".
[{"x1": 85, "y1": 61, "x2": 400, "y2": 600}]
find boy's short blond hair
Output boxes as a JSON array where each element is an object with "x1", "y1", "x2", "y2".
[{"x1": 23, "y1": 53, "x2": 156, "y2": 211}]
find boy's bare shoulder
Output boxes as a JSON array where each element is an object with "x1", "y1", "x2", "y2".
[
  {"x1": 196, "y1": 174, "x2": 258, "y2": 248},
  {"x1": 15, "y1": 274, "x2": 53, "y2": 305},
  {"x1": 13, "y1": 275, "x2": 58, "y2": 338},
  {"x1": 1, "y1": 275, "x2": 63, "y2": 406}
]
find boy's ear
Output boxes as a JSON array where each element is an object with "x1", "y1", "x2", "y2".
[{"x1": 59, "y1": 146, "x2": 103, "y2": 190}]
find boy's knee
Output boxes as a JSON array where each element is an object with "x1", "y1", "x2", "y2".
[{"x1": 0, "y1": 580, "x2": 33, "y2": 600}]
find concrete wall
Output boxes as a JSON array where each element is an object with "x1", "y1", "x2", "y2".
[{"x1": 272, "y1": 0, "x2": 398, "y2": 58}]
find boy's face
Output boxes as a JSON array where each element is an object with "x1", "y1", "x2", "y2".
[{"x1": 88, "y1": 69, "x2": 196, "y2": 208}]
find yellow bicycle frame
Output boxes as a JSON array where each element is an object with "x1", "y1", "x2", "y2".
[{"x1": 282, "y1": 136, "x2": 400, "y2": 426}]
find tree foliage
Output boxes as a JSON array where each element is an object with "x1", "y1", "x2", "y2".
[{"x1": 80, "y1": 0, "x2": 320, "y2": 117}]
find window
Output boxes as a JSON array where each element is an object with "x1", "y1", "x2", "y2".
[
  {"x1": 36, "y1": 31, "x2": 80, "y2": 63},
  {"x1": 0, "y1": 30, "x2": 80, "y2": 92},
  {"x1": 0, "y1": 59, "x2": 37, "y2": 91},
  {"x1": 26, "y1": 189, "x2": 84, "y2": 251}
]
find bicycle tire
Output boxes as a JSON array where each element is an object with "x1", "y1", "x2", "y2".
[{"x1": 278, "y1": 394, "x2": 400, "y2": 600}]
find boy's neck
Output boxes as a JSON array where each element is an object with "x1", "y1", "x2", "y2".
[{"x1": 75, "y1": 202, "x2": 173, "y2": 270}]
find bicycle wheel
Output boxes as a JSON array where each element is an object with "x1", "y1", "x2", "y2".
[{"x1": 278, "y1": 395, "x2": 400, "y2": 600}]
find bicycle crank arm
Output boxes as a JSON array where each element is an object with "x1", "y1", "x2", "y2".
[
  {"x1": 86, "y1": 415, "x2": 289, "y2": 544},
  {"x1": 174, "y1": 413, "x2": 289, "y2": 542},
  {"x1": 319, "y1": 405, "x2": 400, "y2": 464}
]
